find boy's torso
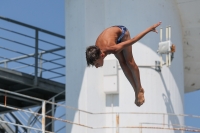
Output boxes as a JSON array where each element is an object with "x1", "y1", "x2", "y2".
[{"x1": 95, "y1": 26, "x2": 122, "y2": 50}]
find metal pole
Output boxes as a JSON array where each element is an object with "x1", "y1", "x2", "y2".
[
  {"x1": 52, "y1": 98, "x2": 55, "y2": 132},
  {"x1": 42, "y1": 101, "x2": 46, "y2": 133},
  {"x1": 166, "y1": 26, "x2": 169, "y2": 40},
  {"x1": 140, "y1": 123, "x2": 142, "y2": 133},
  {"x1": 4, "y1": 61, "x2": 7, "y2": 68},
  {"x1": 39, "y1": 53, "x2": 43, "y2": 77},
  {"x1": 116, "y1": 113, "x2": 119, "y2": 133},
  {"x1": 16, "y1": 123, "x2": 18, "y2": 133},
  {"x1": 166, "y1": 54, "x2": 168, "y2": 66},
  {"x1": 169, "y1": 26, "x2": 171, "y2": 40},
  {"x1": 34, "y1": 30, "x2": 39, "y2": 86},
  {"x1": 27, "y1": 119, "x2": 30, "y2": 133}
]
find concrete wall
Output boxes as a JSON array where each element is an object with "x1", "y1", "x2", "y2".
[
  {"x1": 65, "y1": 0, "x2": 184, "y2": 132},
  {"x1": 175, "y1": 0, "x2": 200, "y2": 93}
]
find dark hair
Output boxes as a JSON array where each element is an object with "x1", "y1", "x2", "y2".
[{"x1": 85, "y1": 45, "x2": 101, "y2": 66}]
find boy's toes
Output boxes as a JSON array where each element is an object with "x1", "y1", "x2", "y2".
[{"x1": 135, "y1": 99, "x2": 145, "y2": 107}]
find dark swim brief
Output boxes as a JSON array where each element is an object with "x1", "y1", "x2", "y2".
[{"x1": 115, "y1": 25, "x2": 127, "y2": 44}]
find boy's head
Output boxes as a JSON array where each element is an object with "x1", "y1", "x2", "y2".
[{"x1": 85, "y1": 45, "x2": 104, "y2": 68}]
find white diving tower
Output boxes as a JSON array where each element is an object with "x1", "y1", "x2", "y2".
[
  {"x1": 0, "y1": 1, "x2": 200, "y2": 132},
  {"x1": 64, "y1": 0, "x2": 200, "y2": 133}
]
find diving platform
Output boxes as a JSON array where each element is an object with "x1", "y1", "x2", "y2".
[{"x1": 0, "y1": 67, "x2": 65, "y2": 113}]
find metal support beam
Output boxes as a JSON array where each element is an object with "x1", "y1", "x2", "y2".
[
  {"x1": 34, "y1": 30, "x2": 39, "y2": 86},
  {"x1": 42, "y1": 101, "x2": 46, "y2": 133},
  {"x1": 51, "y1": 98, "x2": 55, "y2": 132}
]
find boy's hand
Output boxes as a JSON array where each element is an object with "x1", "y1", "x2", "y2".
[{"x1": 150, "y1": 22, "x2": 162, "y2": 33}]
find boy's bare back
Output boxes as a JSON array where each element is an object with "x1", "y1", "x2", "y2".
[{"x1": 95, "y1": 27, "x2": 122, "y2": 50}]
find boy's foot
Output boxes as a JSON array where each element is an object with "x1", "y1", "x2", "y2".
[{"x1": 135, "y1": 88, "x2": 145, "y2": 107}]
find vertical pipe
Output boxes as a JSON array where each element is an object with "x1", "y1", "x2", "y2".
[
  {"x1": 116, "y1": 113, "x2": 119, "y2": 133},
  {"x1": 169, "y1": 53, "x2": 171, "y2": 66},
  {"x1": 169, "y1": 26, "x2": 171, "y2": 40},
  {"x1": 160, "y1": 28, "x2": 162, "y2": 42},
  {"x1": 166, "y1": 54, "x2": 168, "y2": 66},
  {"x1": 34, "y1": 30, "x2": 39, "y2": 86},
  {"x1": 4, "y1": 61, "x2": 7, "y2": 68},
  {"x1": 15, "y1": 121, "x2": 18, "y2": 133},
  {"x1": 42, "y1": 101, "x2": 46, "y2": 133},
  {"x1": 166, "y1": 26, "x2": 169, "y2": 40},
  {"x1": 140, "y1": 123, "x2": 142, "y2": 133},
  {"x1": 52, "y1": 98, "x2": 55, "y2": 132},
  {"x1": 39, "y1": 53, "x2": 43, "y2": 77},
  {"x1": 27, "y1": 121, "x2": 30, "y2": 133}
]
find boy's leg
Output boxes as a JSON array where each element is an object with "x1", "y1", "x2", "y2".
[
  {"x1": 122, "y1": 45, "x2": 145, "y2": 106},
  {"x1": 121, "y1": 30, "x2": 145, "y2": 106},
  {"x1": 115, "y1": 52, "x2": 137, "y2": 93}
]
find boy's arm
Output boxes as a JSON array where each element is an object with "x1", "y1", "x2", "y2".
[{"x1": 106, "y1": 22, "x2": 161, "y2": 54}]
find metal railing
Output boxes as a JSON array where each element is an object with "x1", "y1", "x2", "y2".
[
  {"x1": 27, "y1": 91, "x2": 66, "y2": 133},
  {"x1": 0, "y1": 88, "x2": 200, "y2": 133},
  {"x1": 1, "y1": 88, "x2": 66, "y2": 133},
  {"x1": 0, "y1": 16, "x2": 66, "y2": 133},
  {"x1": 0, "y1": 16, "x2": 65, "y2": 83}
]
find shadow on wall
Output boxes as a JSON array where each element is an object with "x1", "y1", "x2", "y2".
[{"x1": 160, "y1": 74, "x2": 181, "y2": 133}]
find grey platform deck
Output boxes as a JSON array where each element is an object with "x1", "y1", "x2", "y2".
[{"x1": 0, "y1": 67, "x2": 65, "y2": 113}]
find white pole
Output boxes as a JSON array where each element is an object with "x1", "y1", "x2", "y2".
[
  {"x1": 169, "y1": 53, "x2": 171, "y2": 66},
  {"x1": 166, "y1": 26, "x2": 169, "y2": 40},
  {"x1": 166, "y1": 54, "x2": 169, "y2": 66},
  {"x1": 160, "y1": 28, "x2": 162, "y2": 42},
  {"x1": 42, "y1": 101, "x2": 46, "y2": 133},
  {"x1": 52, "y1": 98, "x2": 55, "y2": 132},
  {"x1": 169, "y1": 26, "x2": 171, "y2": 40}
]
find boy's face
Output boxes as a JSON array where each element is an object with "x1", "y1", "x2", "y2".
[{"x1": 94, "y1": 56, "x2": 104, "y2": 68}]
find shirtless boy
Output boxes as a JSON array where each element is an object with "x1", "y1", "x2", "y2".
[{"x1": 85, "y1": 22, "x2": 161, "y2": 107}]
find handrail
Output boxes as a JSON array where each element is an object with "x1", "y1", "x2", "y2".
[
  {"x1": 26, "y1": 91, "x2": 65, "y2": 130},
  {"x1": 0, "y1": 99, "x2": 200, "y2": 132},
  {"x1": 0, "y1": 47, "x2": 65, "y2": 65},
  {"x1": 0, "y1": 88, "x2": 200, "y2": 122},
  {"x1": 0, "y1": 15, "x2": 66, "y2": 132},
  {"x1": 0, "y1": 55, "x2": 64, "y2": 77},
  {"x1": 0, "y1": 26, "x2": 64, "y2": 48},
  {"x1": 0, "y1": 15, "x2": 66, "y2": 82},
  {"x1": 0, "y1": 120, "x2": 53, "y2": 133},
  {"x1": 1, "y1": 87, "x2": 200, "y2": 119},
  {"x1": 0, "y1": 16, "x2": 65, "y2": 39}
]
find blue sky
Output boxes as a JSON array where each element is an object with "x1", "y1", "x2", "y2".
[
  {"x1": 0, "y1": 1, "x2": 200, "y2": 132},
  {"x1": 0, "y1": 1, "x2": 65, "y2": 35}
]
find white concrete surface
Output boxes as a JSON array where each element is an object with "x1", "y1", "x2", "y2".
[
  {"x1": 175, "y1": 0, "x2": 200, "y2": 93},
  {"x1": 65, "y1": 0, "x2": 184, "y2": 132}
]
